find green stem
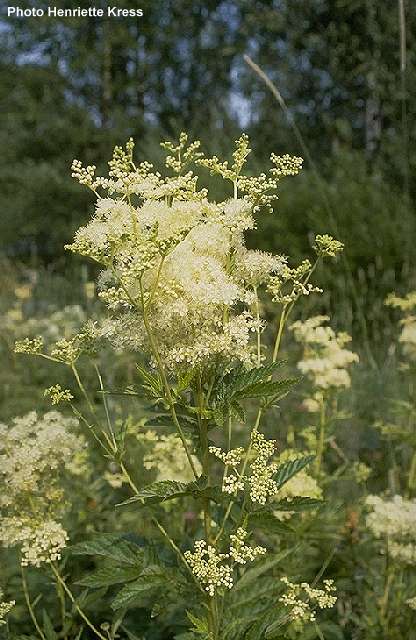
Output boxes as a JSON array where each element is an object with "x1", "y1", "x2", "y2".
[
  {"x1": 272, "y1": 305, "x2": 288, "y2": 363},
  {"x1": 315, "y1": 397, "x2": 326, "y2": 475},
  {"x1": 71, "y1": 363, "x2": 97, "y2": 418},
  {"x1": 272, "y1": 259, "x2": 320, "y2": 363},
  {"x1": 55, "y1": 574, "x2": 67, "y2": 640},
  {"x1": 94, "y1": 363, "x2": 116, "y2": 450},
  {"x1": 408, "y1": 450, "x2": 416, "y2": 494},
  {"x1": 197, "y1": 377, "x2": 211, "y2": 542},
  {"x1": 215, "y1": 409, "x2": 263, "y2": 544},
  {"x1": 120, "y1": 461, "x2": 140, "y2": 495},
  {"x1": 254, "y1": 286, "x2": 262, "y2": 365},
  {"x1": 51, "y1": 565, "x2": 107, "y2": 640},
  {"x1": 138, "y1": 279, "x2": 198, "y2": 479},
  {"x1": 151, "y1": 520, "x2": 204, "y2": 594},
  {"x1": 21, "y1": 566, "x2": 46, "y2": 640}
]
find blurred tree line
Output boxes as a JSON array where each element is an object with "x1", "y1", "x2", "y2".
[{"x1": 1, "y1": 0, "x2": 415, "y2": 299}]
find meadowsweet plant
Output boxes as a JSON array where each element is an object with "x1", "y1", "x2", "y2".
[
  {"x1": 386, "y1": 291, "x2": 416, "y2": 362},
  {"x1": 290, "y1": 316, "x2": 359, "y2": 474},
  {"x1": 380, "y1": 291, "x2": 416, "y2": 495},
  {"x1": 0, "y1": 411, "x2": 86, "y2": 567},
  {"x1": 9, "y1": 134, "x2": 345, "y2": 639},
  {"x1": 361, "y1": 495, "x2": 416, "y2": 635}
]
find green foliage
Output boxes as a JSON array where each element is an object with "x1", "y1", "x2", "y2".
[
  {"x1": 117, "y1": 478, "x2": 222, "y2": 508},
  {"x1": 274, "y1": 456, "x2": 316, "y2": 489}
]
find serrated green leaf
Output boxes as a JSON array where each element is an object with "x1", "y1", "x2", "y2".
[
  {"x1": 274, "y1": 455, "x2": 315, "y2": 489},
  {"x1": 273, "y1": 497, "x2": 323, "y2": 511},
  {"x1": 245, "y1": 609, "x2": 279, "y2": 640},
  {"x1": 228, "y1": 577, "x2": 280, "y2": 612},
  {"x1": 74, "y1": 587, "x2": 108, "y2": 610},
  {"x1": 41, "y1": 610, "x2": 57, "y2": 640},
  {"x1": 117, "y1": 478, "x2": 223, "y2": 507},
  {"x1": 69, "y1": 534, "x2": 142, "y2": 566},
  {"x1": 234, "y1": 546, "x2": 299, "y2": 591},
  {"x1": 264, "y1": 612, "x2": 291, "y2": 638},
  {"x1": 76, "y1": 564, "x2": 143, "y2": 588},
  {"x1": 111, "y1": 569, "x2": 166, "y2": 610},
  {"x1": 213, "y1": 361, "x2": 290, "y2": 407},
  {"x1": 186, "y1": 611, "x2": 209, "y2": 634},
  {"x1": 248, "y1": 512, "x2": 294, "y2": 535}
]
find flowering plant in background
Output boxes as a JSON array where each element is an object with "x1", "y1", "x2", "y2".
[
  {"x1": 0, "y1": 411, "x2": 86, "y2": 567},
  {"x1": 6, "y1": 134, "x2": 347, "y2": 639},
  {"x1": 290, "y1": 316, "x2": 359, "y2": 475}
]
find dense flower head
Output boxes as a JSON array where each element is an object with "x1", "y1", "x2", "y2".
[
  {"x1": 291, "y1": 316, "x2": 359, "y2": 389},
  {"x1": 66, "y1": 135, "x2": 306, "y2": 372},
  {"x1": 184, "y1": 540, "x2": 233, "y2": 596},
  {"x1": 210, "y1": 431, "x2": 282, "y2": 504},
  {"x1": 0, "y1": 411, "x2": 84, "y2": 507},
  {"x1": 279, "y1": 577, "x2": 337, "y2": 626},
  {"x1": 0, "y1": 411, "x2": 85, "y2": 566},
  {"x1": 0, "y1": 517, "x2": 68, "y2": 567},
  {"x1": 184, "y1": 528, "x2": 265, "y2": 596},
  {"x1": 365, "y1": 495, "x2": 416, "y2": 565}
]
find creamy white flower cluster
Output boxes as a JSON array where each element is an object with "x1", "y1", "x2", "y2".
[
  {"x1": 210, "y1": 431, "x2": 280, "y2": 505},
  {"x1": 386, "y1": 291, "x2": 416, "y2": 361},
  {"x1": 0, "y1": 411, "x2": 84, "y2": 507},
  {"x1": 407, "y1": 595, "x2": 416, "y2": 611},
  {"x1": 0, "y1": 412, "x2": 85, "y2": 566},
  {"x1": 184, "y1": 528, "x2": 265, "y2": 596},
  {"x1": 184, "y1": 540, "x2": 233, "y2": 597},
  {"x1": 366, "y1": 495, "x2": 416, "y2": 565},
  {"x1": 279, "y1": 577, "x2": 337, "y2": 624},
  {"x1": 136, "y1": 430, "x2": 201, "y2": 484},
  {"x1": 0, "y1": 517, "x2": 68, "y2": 567},
  {"x1": 44, "y1": 384, "x2": 74, "y2": 405},
  {"x1": 229, "y1": 527, "x2": 266, "y2": 564},
  {"x1": 291, "y1": 316, "x2": 359, "y2": 389},
  {"x1": 248, "y1": 431, "x2": 280, "y2": 504},
  {"x1": 67, "y1": 136, "x2": 293, "y2": 371},
  {"x1": 0, "y1": 588, "x2": 15, "y2": 626}
]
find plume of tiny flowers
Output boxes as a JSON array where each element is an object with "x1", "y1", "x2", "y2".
[
  {"x1": 0, "y1": 411, "x2": 85, "y2": 566},
  {"x1": 184, "y1": 528, "x2": 265, "y2": 596},
  {"x1": 184, "y1": 540, "x2": 233, "y2": 597},
  {"x1": 291, "y1": 316, "x2": 359, "y2": 389},
  {"x1": 229, "y1": 527, "x2": 266, "y2": 564},
  {"x1": 44, "y1": 384, "x2": 74, "y2": 405},
  {"x1": 65, "y1": 134, "x2": 307, "y2": 373},
  {"x1": 0, "y1": 517, "x2": 69, "y2": 567},
  {"x1": 279, "y1": 577, "x2": 337, "y2": 626},
  {"x1": 248, "y1": 431, "x2": 279, "y2": 504},
  {"x1": 209, "y1": 432, "x2": 281, "y2": 504},
  {"x1": 407, "y1": 595, "x2": 416, "y2": 611},
  {"x1": 365, "y1": 495, "x2": 416, "y2": 565},
  {"x1": 0, "y1": 588, "x2": 15, "y2": 625}
]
